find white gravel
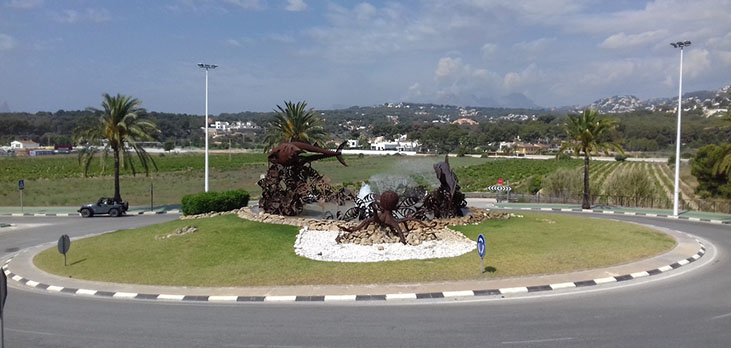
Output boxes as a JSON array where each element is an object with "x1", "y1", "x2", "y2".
[{"x1": 294, "y1": 227, "x2": 476, "y2": 263}]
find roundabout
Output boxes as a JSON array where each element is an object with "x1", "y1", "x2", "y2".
[{"x1": 0, "y1": 206, "x2": 728, "y2": 347}]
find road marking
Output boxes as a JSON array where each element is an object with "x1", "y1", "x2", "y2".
[
  {"x1": 157, "y1": 294, "x2": 185, "y2": 301},
  {"x1": 76, "y1": 289, "x2": 97, "y2": 296},
  {"x1": 324, "y1": 295, "x2": 357, "y2": 301},
  {"x1": 209, "y1": 295, "x2": 239, "y2": 302},
  {"x1": 442, "y1": 290, "x2": 474, "y2": 297},
  {"x1": 549, "y1": 282, "x2": 575, "y2": 290},
  {"x1": 25, "y1": 280, "x2": 39, "y2": 287},
  {"x1": 500, "y1": 287, "x2": 528, "y2": 294},
  {"x1": 678, "y1": 259, "x2": 689, "y2": 266},
  {"x1": 502, "y1": 337, "x2": 574, "y2": 344},
  {"x1": 386, "y1": 293, "x2": 417, "y2": 300},
  {"x1": 630, "y1": 271, "x2": 649, "y2": 278},
  {"x1": 658, "y1": 265, "x2": 673, "y2": 272},
  {"x1": 113, "y1": 292, "x2": 137, "y2": 299},
  {"x1": 47, "y1": 285, "x2": 63, "y2": 292},
  {"x1": 710, "y1": 312, "x2": 731, "y2": 320},
  {"x1": 264, "y1": 295, "x2": 297, "y2": 302},
  {"x1": 594, "y1": 277, "x2": 616, "y2": 284}
]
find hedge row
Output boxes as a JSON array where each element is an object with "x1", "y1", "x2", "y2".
[{"x1": 181, "y1": 190, "x2": 250, "y2": 216}]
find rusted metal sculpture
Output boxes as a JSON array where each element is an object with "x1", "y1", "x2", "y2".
[
  {"x1": 420, "y1": 155, "x2": 466, "y2": 218},
  {"x1": 339, "y1": 190, "x2": 435, "y2": 244},
  {"x1": 258, "y1": 141, "x2": 353, "y2": 216}
]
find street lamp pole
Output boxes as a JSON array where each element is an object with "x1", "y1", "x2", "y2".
[
  {"x1": 198, "y1": 63, "x2": 217, "y2": 192},
  {"x1": 670, "y1": 41, "x2": 690, "y2": 217}
]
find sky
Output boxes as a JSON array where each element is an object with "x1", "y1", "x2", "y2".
[{"x1": 1, "y1": 0, "x2": 731, "y2": 114}]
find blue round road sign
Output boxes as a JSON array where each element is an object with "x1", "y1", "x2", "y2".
[{"x1": 477, "y1": 234, "x2": 486, "y2": 259}]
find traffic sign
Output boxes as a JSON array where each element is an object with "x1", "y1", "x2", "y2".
[
  {"x1": 58, "y1": 235, "x2": 71, "y2": 266},
  {"x1": 477, "y1": 234, "x2": 486, "y2": 259},
  {"x1": 18, "y1": 180, "x2": 23, "y2": 191},
  {"x1": 0, "y1": 270, "x2": 6, "y2": 315},
  {"x1": 487, "y1": 185, "x2": 511, "y2": 192},
  {"x1": 497, "y1": 178, "x2": 503, "y2": 185}
]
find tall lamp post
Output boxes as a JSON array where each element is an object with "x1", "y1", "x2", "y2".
[
  {"x1": 198, "y1": 63, "x2": 217, "y2": 192},
  {"x1": 670, "y1": 41, "x2": 690, "y2": 216}
]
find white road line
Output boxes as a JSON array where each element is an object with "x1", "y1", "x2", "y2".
[
  {"x1": 710, "y1": 312, "x2": 731, "y2": 321},
  {"x1": 594, "y1": 277, "x2": 617, "y2": 284},
  {"x1": 324, "y1": 295, "x2": 357, "y2": 301},
  {"x1": 658, "y1": 265, "x2": 673, "y2": 272},
  {"x1": 442, "y1": 290, "x2": 474, "y2": 297},
  {"x1": 502, "y1": 337, "x2": 574, "y2": 344},
  {"x1": 386, "y1": 293, "x2": 417, "y2": 300},
  {"x1": 76, "y1": 289, "x2": 97, "y2": 296},
  {"x1": 500, "y1": 287, "x2": 528, "y2": 294},
  {"x1": 208, "y1": 296, "x2": 239, "y2": 302},
  {"x1": 113, "y1": 292, "x2": 138, "y2": 299},
  {"x1": 25, "y1": 280, "x2": 39, "y2": 287},
  {"x1": 157, "y1": 294, "x2": 185, "y2": 301},
  {"x1": 549, "y1": 282, "x2": 576, "y2": 290},
  {"x1": 47, "y1": 285, "x2": 63, "y2": 292},
  {"x1": 630, "y1": 271, "x2": 649, "y2": 278},
  {"x1": 264, "y1": 295, "x2": 297, "y2": 302},
  {"x1": 678, "y1": 259, "x2": 690, "y2": 266},
  {"x1": 11, "y1": 275, "x2": 22, "y2": 281}
]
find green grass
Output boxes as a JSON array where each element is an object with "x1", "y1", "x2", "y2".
[
  {"x1": 33, "y1": 212, "x2": 675, "y2": 287},
  {"x1": 0, "y1": 154, "x2": 489, "y2": 206}
]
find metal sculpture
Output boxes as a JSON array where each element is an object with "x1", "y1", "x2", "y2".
[
  {"x1": 420, "y1": 155, "x2": 466, "y2": 218},
  {"x1": 258, "y1": 141, "x2": 353, "y2": 216},
  {"x1": 339, "y1": 191, "x2": 434, "y2": 245}
]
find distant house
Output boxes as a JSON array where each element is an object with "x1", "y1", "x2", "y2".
[
  {"x1": 10, "y1": 140, "x2": 39, "y2": 149},
  {"x1": 513, "y1": 142, "x2": 548, "y2": 155},
  {"x1": 451, "y1": 118, "x2": 478, "y2": 125}
]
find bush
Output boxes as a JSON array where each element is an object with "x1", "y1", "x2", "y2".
[
  {"x1": 604, "y1": 166, "x2": 657, "y2": 201},
  {"x1": 614, "y1": 154, "x2": 628, "y2": 162},
  {"x1": 181, "y1": 189, "x2": 250, "y2": 216}
]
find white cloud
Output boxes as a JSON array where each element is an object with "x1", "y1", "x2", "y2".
[
  {"x1": 503, "y1": 63, "x2": 543, "y2": 91},
  {"x1": 718, "y1": 51, "x2": 731, "y2": 67},
  {"x1": 0, "y1": 33, "x2": 16, "y2": 51},
  {"x1": 285, "y1": 0, "x2": 306, "y2": 12},
  {"x1": 480, "y1": 43, "x2": 497, "y2": 59},
  {"x1": 54, "y1": 8, "x2": 111, "y2": 23},
  {"x1": 223, "y1": 0, "x2": 263, "y2": 9},
  {"x1": 513, "y1": 37, "x2": 555, "y2": 53},
  {"x1": 600, "y1": 30, "x2": 668, "y2": 49},
  {"x1": 684, "y1": 49, "x2": 711, "y2": 79},
  {"x1": 6, "y1": 0, "x2": 42, "y2": 9},
  {"x1": 225, "y1": 38, "x2": 241, "y2": 47}
]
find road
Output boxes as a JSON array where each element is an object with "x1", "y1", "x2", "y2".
[{"x1": 0, "y1": 214, "x2": 729, "y2": 347}]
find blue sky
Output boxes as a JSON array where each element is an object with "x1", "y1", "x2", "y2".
[{"x1": 1, "y1": 0, "x2": 730, "y2": 114}]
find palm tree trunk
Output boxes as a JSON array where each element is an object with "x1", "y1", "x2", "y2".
[
  {"x1": 113, "y1": 148, "x2": 122, "y2": 203},
  {"x1": 582, "y1": 152, "x2": 590, "y2": 209}
]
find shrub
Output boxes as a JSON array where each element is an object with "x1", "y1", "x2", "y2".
[
  {"x1": 614, "y1": 154, "x2": 628, "y2": 162},
  {"x1": 604, "y1": 166, "x2": 657, "y2": 201},
  {"x1": 181, "y1": 189, "x2": 250, "y2": 216}
]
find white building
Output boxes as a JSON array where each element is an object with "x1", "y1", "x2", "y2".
[{"x1": 10, "y1": 140, "x2": 39, "y2": 149}]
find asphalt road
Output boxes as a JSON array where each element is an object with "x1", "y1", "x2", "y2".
[{"x1": 1, "y1": 214, "x2": 729, "y2": 348}]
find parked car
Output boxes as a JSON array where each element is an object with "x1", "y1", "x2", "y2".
[{"x1": 78, "y1": 197, "x2": 129, "y2": 217}]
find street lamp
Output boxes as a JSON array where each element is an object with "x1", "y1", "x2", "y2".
[
  {"x1": 198, "y1": 63, "x2": 218, "y2": 192},
  {"x1": 670, "y1": 41, "x2": 690, "y2": 216}
]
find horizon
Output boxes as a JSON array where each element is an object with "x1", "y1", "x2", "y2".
[{"x1": 1, "y1": 1, "x2": 731, "y2": 114}]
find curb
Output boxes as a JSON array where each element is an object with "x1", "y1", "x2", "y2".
[
  {"x1": 0, "y1": 241, "x2": 706, "y2": 304},
  {"x1": 0, "y1": 210, "x2": 181, "y2": 217},
  {"x1": 494, "y1": 206, "x2": 731, "y2": 225}
]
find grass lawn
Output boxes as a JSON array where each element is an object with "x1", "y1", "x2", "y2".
[{"x1": 34, "y1": 212, "x2": 675, "y2": 286}]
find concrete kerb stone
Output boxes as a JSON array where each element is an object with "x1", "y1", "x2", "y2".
[
  {"x1": 0, "y1": 223, "x2": 709, "y2": 304},
  {"x1": 0, "y1": 210, "x2": 181, "y2": 217},
  {"x1": 491, "y1": 206, "x2": 731, "y2": 225}
]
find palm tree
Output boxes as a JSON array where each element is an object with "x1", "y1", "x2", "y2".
[
  {"x1": 75, "y1": 93, "x2": 160, "y2": 203},
  {"x1": 556, "y1": 109, "x2": 624, "y2": 209},
  {"x1": 262, "y1": 100, "x2": 327, "y2": 151}
]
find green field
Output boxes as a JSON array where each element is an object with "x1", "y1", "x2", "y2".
[
  {"x1": 0, "y1": 153, "x2": 490, "y2": 206},
  {"x1": 33, "y1": 212, "x2": 675, "y2": 287}
]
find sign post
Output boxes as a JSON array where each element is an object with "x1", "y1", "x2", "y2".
[
  {"x1": 57, "y1": 235, "x2": 71, "y2": 266},
  {"x1": 477, "y1": 234, "x2": 486, "y2": 273},
  {"x1": 1, "y1": 269, "x2": 7, "y2": 348},
  {"x1": 18, "y1": 180, "x2": 24, "y2": 214}
]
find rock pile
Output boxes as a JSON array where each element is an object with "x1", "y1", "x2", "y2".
[{"x1": 157, "y1": 225, "x2": 197, "y2": 240}]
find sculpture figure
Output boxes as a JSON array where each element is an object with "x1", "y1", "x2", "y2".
[
  {"x1": 258, "y1": 141, "x2": 352, "y2": 216},
  {"x1": 339, "y1": 190, "x2": 434, "y2": 245}
]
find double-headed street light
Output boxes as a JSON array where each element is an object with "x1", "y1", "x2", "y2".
[
  {"x1": 670, "y1": 41, "x2": 690, "y2": 216},
  {"x1": 198, "y1": 63, "x2": 218, "y2": 192}
]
